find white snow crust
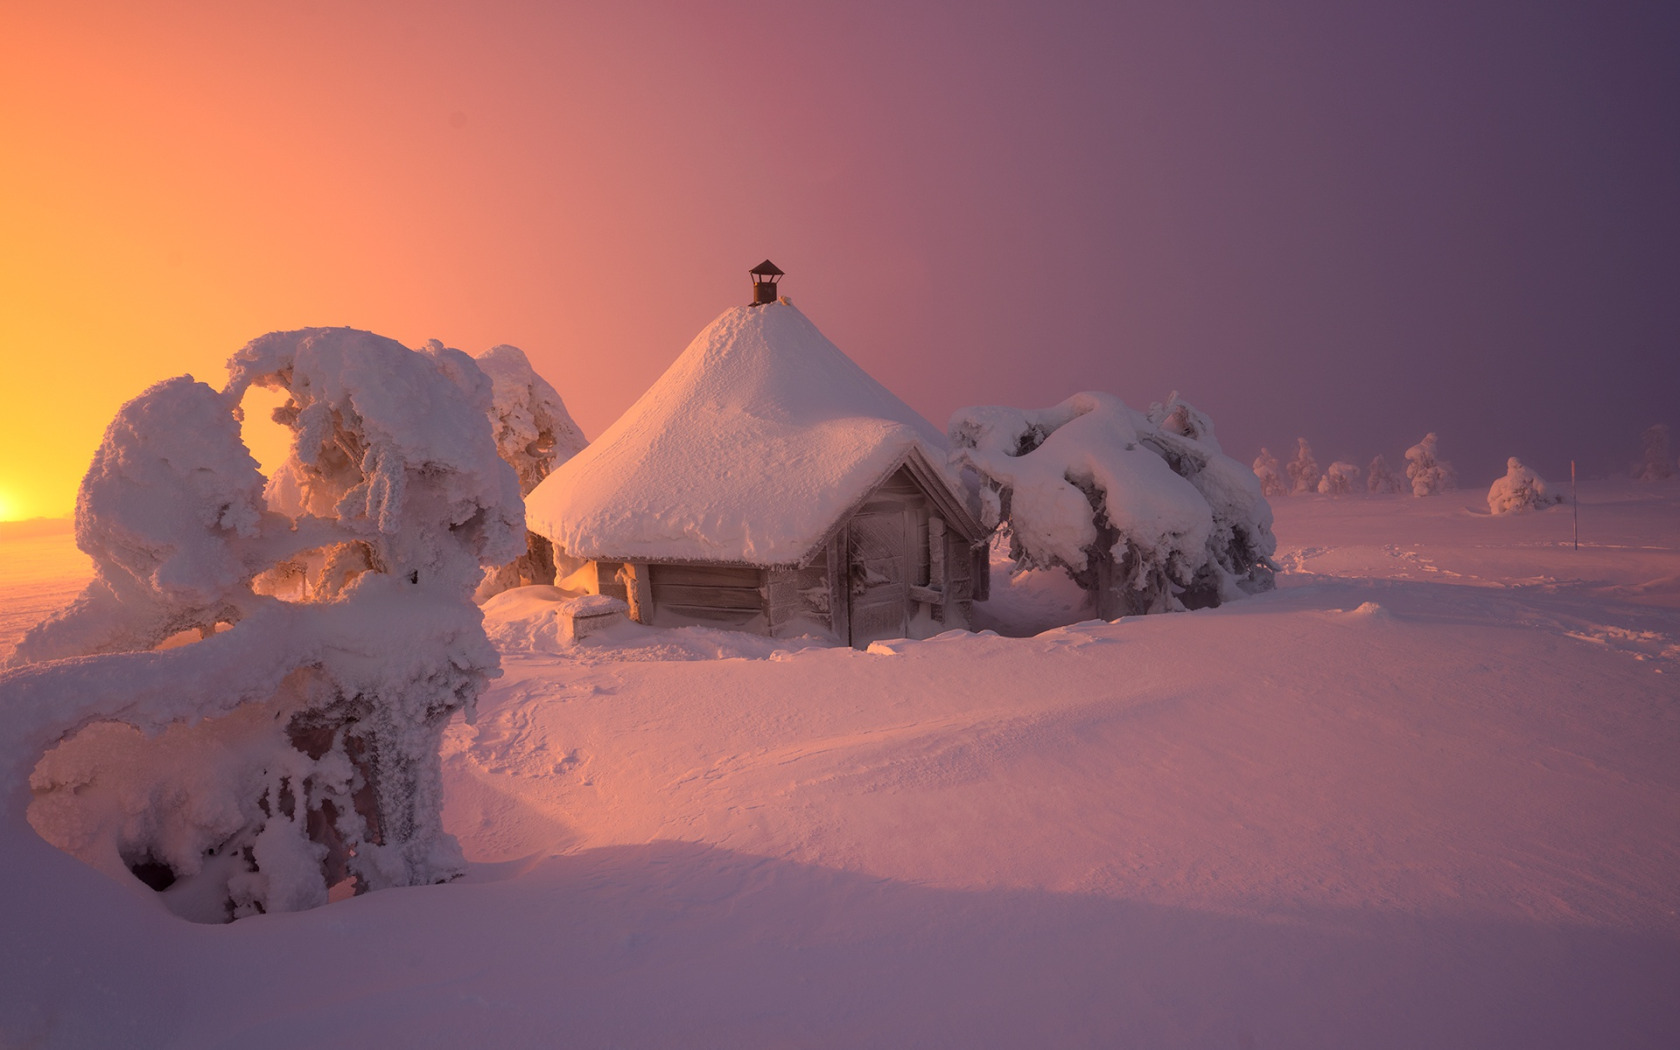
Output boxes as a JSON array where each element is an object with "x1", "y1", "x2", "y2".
[{"x1": 525, "y1": 302, "x2": 948, "y2": 566}]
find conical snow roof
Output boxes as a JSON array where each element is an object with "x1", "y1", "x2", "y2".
[{"x1": 526, "y1": 301, "x2": 950, "y2": 566}]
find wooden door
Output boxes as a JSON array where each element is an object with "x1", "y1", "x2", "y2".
[{"x1": 845, "y1": 507, "x2": 911, "y2": 647}]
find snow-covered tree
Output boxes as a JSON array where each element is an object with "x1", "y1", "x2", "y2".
[
  {"x1": 1252, "y1": 447, "x2": 1286, "y2": 497},
  {"x1": 1287, "y1": 438, "x2": 1321, "y2": 495},
  {"x1": 950, "y1": 391, "x2": 1275, "y2": 619},
  {"x1": 1317, "y1": 461, "x2": 1360, "y2": 495},
  {"x1": 1367, "y1": 454, "x2": 1401, "y2": 494},
  {"x1": 9, "y1": 328, "x2": 524, "y2": 921},
  {"x1": 1404, "y1": 432, "x2": 1455, "y2": 496},
  {"x1": 472, "y1": 344, "x2": 589, "y2": 600},
  {"x1": 1635, "y1": 423, "x2": 1674, "y2": 481},
  {"x1": 1487, "y1": 457, "x2": 1564, "y2": 514}
]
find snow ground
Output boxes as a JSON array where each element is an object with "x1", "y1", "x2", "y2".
[{"x1": 2, "y1": 483, "x2": 1678, "y2": 1048}]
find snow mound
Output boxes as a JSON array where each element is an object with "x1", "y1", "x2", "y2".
[
  {"x1": 526, "y1": 302, "x2": 948, "y2": 566},
  {"x1": 482, "y1": 586, "x2": 832, "y2": 662},
  {"x1": 951, "y1": 391, "x2": 1275, "y2": 618},
  {"x1": 1488, "y1": 457, "x2": 1564, "y2": 514}
]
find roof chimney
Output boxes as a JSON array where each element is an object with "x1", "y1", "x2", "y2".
[{"x1": 749, "y1": 259, "x2": 783, "y2": 306}]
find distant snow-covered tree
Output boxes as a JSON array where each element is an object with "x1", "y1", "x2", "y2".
[
  {"x1": 1635, "y1": 423, "x2": 1674, "y2": 481},
  {"x1": 1404, "y1": 432, "x2": 1455, "y2": 496},
  {"x1": 472, "y1": 344, "x2": 589, "y2": 600},
  {"x1": 1317, "y1": 461, "x2": 1360, "y2": 495},
  {"x1": 8, "y1": 328, "x2": 524, "y2": 922},
  {"x1": 1367, "y1": 454, "x2": 1401, "y2": 494},
  {"x1": 1488, "y1": 457, "x2": 1564, "y2": 514},
  {"x1": 1287, "y1": 438, "x2": 1321, "y2": 495},
  {"x1": 950, "y1": 391, "x2": 1275, "y2": 620},
  {"x1": 1252, "y1": 447, "x2": 1286, "y2": 497}
]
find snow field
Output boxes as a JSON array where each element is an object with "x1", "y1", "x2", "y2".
[{"x1": 2, "y1": 481, "x2": 1678, "y2": 1047}]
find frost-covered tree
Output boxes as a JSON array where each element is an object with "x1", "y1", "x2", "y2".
[
  {"x1": 7, "y1": 327, "x2": 524, "y2": 921},
  {"x1": 1635, "y1": 423, "x2": 1674, "y2": 481},
  {"x1": 950, "y1": 391, "x2": 1275, "y2": 619},
  {"x1": 472, "y1": 344, "x2": 589, "y2": 600},
  {"x1": 1487, "y1": 457, "x2": 1564, "y2": 514},
  {"x1": 1252, "y1": 447, "x2": 1286, "y2": 497},
  {"x1": 1317, "y1": 461, "x2": 1360, "y2": 495},
  {"x1": 1367, "y1": 454, "x2": 1401, "y2": 494},
  {"x1": 1287, "y1": 438, "x2": 1321, "y2": 495},
  {"x1": 8, "y1": 378, "x2": 277, "y2": 665},
  {"x1": 1404, "y1": 432, "x2": 1455, "y2": 496}
]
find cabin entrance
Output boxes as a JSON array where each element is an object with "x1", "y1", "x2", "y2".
[{"x1": 845, "y1": 506, "x2": 912, "y2": 647}]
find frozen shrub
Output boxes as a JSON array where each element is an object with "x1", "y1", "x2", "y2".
[
  {"x1": 1404, "y1": 432, "x2": 1455, "y2": 496},
  {"x1": 1252, "y1": 447, "x2": 1286, "y2": 498},
  {"x1": 1487, "y1": 457, "x2": 1564, "y2": 514},
  {"x1": 1635, "y1": 424, "x2": 1673, "y2": 481},
  {"x1": 950, "y1": 391, "x2": 1275, "y2": 620},
  {"x1": 1287, "y1": 438, "x2": 1321, "y2": 495},
  {"x1": 7, "y1": 327, "x2": 524, "y2": 922},
  {"x1": 472, "y1": 344, "x2": 589, "y2": 600},
  {"x1": 1317, "y1": 461, "x2": 1360, "y2": 496},
  {"x1": 1367, "y1": 454, "x2": 1401, "y2": 494}
]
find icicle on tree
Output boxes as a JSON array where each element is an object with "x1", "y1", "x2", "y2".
[
  {"x1": 1635, "y1": 423, "x2": 1674, "y2": 482},
  {"x1": 471, "y1": 344, "x2": 589, "y2": 600},
  {"x1": 950, "y1": 391, "x2": 1276, "y2": 619},
  {"x1": 6, "y1": 328, "x2": 524, "y2": 921},
  {"x1": 1251, "y1": 447, "x2": 1286, "y2": 497},
  {"x1": 1287, "y1": 438, "x2": 1321, "y2": 495},
  {"x1": 1487, "y1": 457, "x2": 1565, "y2": 514}
]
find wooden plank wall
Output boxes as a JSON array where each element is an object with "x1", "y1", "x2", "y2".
[
  {"x1": 648, "y1": 563, "x2": 769, "y2": 632},
  {"x1": 569, "y1": 462, "x2": 987, "y2": 645}
]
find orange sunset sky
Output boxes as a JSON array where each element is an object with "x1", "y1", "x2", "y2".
[{"x1": 5, "y1": 2, "x2": 1677, "y2": 521}]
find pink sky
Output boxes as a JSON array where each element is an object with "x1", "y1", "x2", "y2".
[{"x1": 3, "y1": 1, "x2": 1677, "y2": 518}]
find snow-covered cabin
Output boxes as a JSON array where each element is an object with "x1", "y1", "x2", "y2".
[{"x1": 525, "y1": 298, "x2": 988, "y2": 648}]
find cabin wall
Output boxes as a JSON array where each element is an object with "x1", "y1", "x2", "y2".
[
  {"x1": 840, "y1": 467, "x2": 985, "y2": 646},
  {"x1": 765, "y1": 546, "x2": 839, "y2": 642},
  {"x1": 644, "y1": 563, "x2": 768, "y2": 632},
  {"x1": 561, "y1": 461, "x2": 987, "y2": 648}
]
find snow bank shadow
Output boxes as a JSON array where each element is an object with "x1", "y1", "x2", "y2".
[{"x1": 125, "y1": 841, "x2": 1680, "y2": 1050}]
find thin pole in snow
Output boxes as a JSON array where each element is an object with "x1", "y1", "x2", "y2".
[{"x1": 1571, "y1": 459, "x2": 1578, "y2": 552}]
